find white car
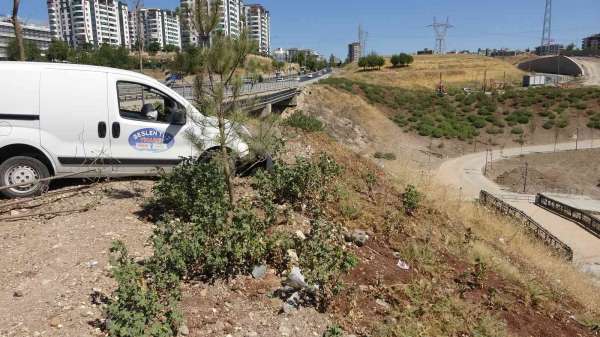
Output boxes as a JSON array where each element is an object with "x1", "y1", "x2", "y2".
[{"x1": 0, "y1": 62, "x2": 250, "y2": 198}]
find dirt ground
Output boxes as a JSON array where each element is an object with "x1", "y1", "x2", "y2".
[
  {"x1": 487, "y1": 148, "x2": 600, "y2": 198},
  {"x1": 0, "y1": 180, "x2": 155, "y2": 337}
]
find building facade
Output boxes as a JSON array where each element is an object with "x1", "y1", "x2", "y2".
[
  {"x1": 583, "y1": 34, "x2": 600, "y2": 50},
  {"x1": 0, "y1": 17, "x2": 52, "y2": 59},
  {"x1": 272, "y1": 47, "x2": 287, "y2": 62},
  {"x1": 245, "y1": 4, "x2": 270, "y2": 55},
  {"x1": 180, "y1": 0, "x2": 246, "y2": 48},
  {"x1": 347, "y1": 42, "x2": 360, "y2": 63},
  {"x1": 47, "y1": 0, "x2": 128, "y2": 48},
  {"x1": 134, "y1": 8, "x2": 181, "y2": 49}
]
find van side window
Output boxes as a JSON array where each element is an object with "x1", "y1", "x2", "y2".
[{"x1": 116, "y1": 82, "x2": 184, "y2": 123}]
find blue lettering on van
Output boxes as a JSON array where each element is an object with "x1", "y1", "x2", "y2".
[{"x1": 128, "y1": 128, "x2": 175, "y2": 152}]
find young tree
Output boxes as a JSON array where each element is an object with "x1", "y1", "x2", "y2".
[
  {"x1": 11, "y1": 0, "x2": 24, "y2": 61},
  {"x1": 390, "y1": 54, "x2": 401, "y2": 67},
  {"x1": 187, "y1": 0, "x2": 255, "y2": 206},
  {"x1": 147, "y1": 41, "x2": 161, "y2": 55},
  {"x1": 8, "y1": 39, "x2": 41, "y2": 61}
]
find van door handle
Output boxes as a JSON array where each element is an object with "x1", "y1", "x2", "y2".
[
  {"x1": 98, "y1": 122, "x2": 106, "y2": 138},
  {"x1": 112, "y1": 122, "x2": 120, "y2": 138}
]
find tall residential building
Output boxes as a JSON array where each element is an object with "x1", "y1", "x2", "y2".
[
  {"x1": 583, "y1": 34, "x2": 600, "y2": 50},
  {"x1": 0, "y1": 17, "x2": 52, "y2": 59},
  {"x1": 180, "y1": 0, "x2": 246, "y2": 48},
  {"x1": 47, "y1": 0, "x2": 128, "y2": 48},
  {"x1": 117, "y1": 2, "x2": 130, "y2": 48},
  {"x1": 272, "y1": 47, "x2": 287, "y2": 62},
  {"x1": 245, "y1": 4, "x2": 270, "y2": 55},
  {"x1": 135, "y1": 8, "x2": 181, "y2": 49},
  {"x1": 347, "y1": 42, "x2": 361, "y2": 63}
]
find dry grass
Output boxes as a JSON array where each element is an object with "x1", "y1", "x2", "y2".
[
  {"x1": 338, "y1": 54, "x2": 525, "y2": 89},
  {"x1": 389, "y1": 162, "x2": 600, "y2": 316}
]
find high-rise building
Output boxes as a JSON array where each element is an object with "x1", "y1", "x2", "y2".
[
  {"x1": 117, "y1": 2, "x2": 131, "y2": 48},
  {"x1": 135, "y1": 8, "x2": 181, "y2": 49},
  {"x1": 347, "y1": 42, "x2": 361, "y2": 63},
  {"x1": 46, "y1": 0, "x2": 128, "y2": 48},
  {"x1": 245, "y1": 4, "x2": 270, "y2": 55},
  {"x1": 180, "y1": 0, "x2": 247, "y2": 48},
  {"x1": 0, "y1": 17, "x2": 52, "y2": 59}
]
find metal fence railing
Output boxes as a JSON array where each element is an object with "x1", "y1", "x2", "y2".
[
  {"x1": 535, "y1": 194, "x2": 600, "y2": 239},
  {"x1": 479, "y1": 190, "x2": 573, "y2": 260}
]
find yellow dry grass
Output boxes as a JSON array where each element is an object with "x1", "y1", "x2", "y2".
[
  {"x1": 338, "y1": 54, "x2": 526, "y2": 89},
  {"x1": 387, "y1": 161, "x2": 600, "y2": 316}
]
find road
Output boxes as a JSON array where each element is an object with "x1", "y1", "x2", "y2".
[
  {"x1": 572, "y1": 57, "x2": 600, "y2": 86},
  {"x1": 436, "y1": 139, "x2": 600, "y2": 271}
]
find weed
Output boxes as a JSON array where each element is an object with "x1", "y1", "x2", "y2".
[
  {"x1": 402, "y1": 184, "x2": 422, "y2": 216},
  {"x1": 285, "y1": 111, "x2": 324, "y2": 132},
  {"x1": 323, "y1": 325, "x2": 344, "y2": 337},
  {"x1": 374, "y1": 152, "x2": 397, "y2": 160}
]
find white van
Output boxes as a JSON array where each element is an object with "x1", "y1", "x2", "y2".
[{"x1": 0, "y1": 62, "x2": 251, "y2": 198}]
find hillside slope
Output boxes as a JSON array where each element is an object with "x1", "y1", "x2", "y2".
[{"x1": 339, "y1": 54, "x2": 525, "y2": 89}]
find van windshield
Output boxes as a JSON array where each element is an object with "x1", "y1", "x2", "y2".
[{"x1": 117, "y1": 81, "x2": 185, "y2": 123}]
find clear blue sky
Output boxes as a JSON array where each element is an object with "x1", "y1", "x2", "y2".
[{"x1": 2, "y1": 0, "x2": 599, "y2": 58}]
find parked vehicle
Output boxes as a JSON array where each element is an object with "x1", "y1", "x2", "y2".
[{"x1": 0, "y1": 62, "x2": 251, "y2": 198}]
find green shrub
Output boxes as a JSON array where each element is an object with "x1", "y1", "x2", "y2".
[
  {"x1": 106, "y1": 241, "x2": 181, "y2": 337},
  {"x1": 542, "y1": 120, "x2": 555, "y2": 129},
  {"x1": 486, "y1": 127, "x2": 503, "y2": 135},
  {"x1": 510, "y1": 127, "x2": 524, "y2": 135},
  {"x1": 323, "y1": 325, "x2": 344, "y2": 337},
  {"x1": 299, "y1": 219, "x2": 358, "y2": 310},
  {"x1": 149, "y1": 160, "x2": 228, "y2": 222},
  {"x1": 374, "y1": 152, "x2": 397, "y2": 160},
  {"x1": 402, "y1": 184, "x2": 422, "y2": 215},
  {"x1": 253, "y1": 154, "x2": 342, "y2": 209},
  {"x1": 285, "y1": 111, "x2": 324, "y2": 132}
]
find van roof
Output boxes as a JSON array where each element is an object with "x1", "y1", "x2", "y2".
[{"x1": 0, "y1": 61, "x2": 157, "y2": 83}]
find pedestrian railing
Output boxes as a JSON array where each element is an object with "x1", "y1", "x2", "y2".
[
  {"x1": 535, "y1": 194, "x2": 600, "y2": 239},
  {"x1": 479, "y1": 190, "x2": 573, "y2": 260}
]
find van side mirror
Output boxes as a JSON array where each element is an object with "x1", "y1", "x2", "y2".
[{"x1": 171, "y1": 109, "x2": 186, "y2": 125}]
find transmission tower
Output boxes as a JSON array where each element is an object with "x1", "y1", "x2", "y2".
[
  {"x1": 428, "y1": 17, "x2": 453, "y2": 54},
  {"x1": 540, "y1": 0, "x2": 553, "y2": 55}
]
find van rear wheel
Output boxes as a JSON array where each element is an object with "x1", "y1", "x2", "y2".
[{"x1": 0, "y1": 156, "x2": 50, "y2": 199}]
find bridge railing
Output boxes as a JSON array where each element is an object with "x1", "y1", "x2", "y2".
[
  {"x1": 479, "y1": 190, "x2": 573, "y2": 260},
  {"x1": 535, "y1": 194, "x2": 600, "y2": 239},
  {"x1": 171, "y1": 80, "x2": 299, "y2": 100}
]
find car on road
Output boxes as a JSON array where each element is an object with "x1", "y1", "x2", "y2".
[
  {"x1": 0, "y1": 62, "x2": 252, "y2": 198},
  {"x1": 307, "y1": 73, "x2": 314, "y2": 78}
]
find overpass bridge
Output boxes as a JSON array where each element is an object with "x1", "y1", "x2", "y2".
[{"x1": 169, "y1": 69, "x2": 332, "y2": 114}]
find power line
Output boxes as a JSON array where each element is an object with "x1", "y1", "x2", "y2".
[{"x1": 427, "y1": 17, "x2": 453, "y2": 54}]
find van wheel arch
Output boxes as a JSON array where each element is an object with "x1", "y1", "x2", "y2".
[{"x1": 0, "y1": 144, "x2": 55, "y2": 176}]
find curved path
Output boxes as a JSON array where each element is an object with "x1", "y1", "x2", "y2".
[
  {"x1": 436, "y1": 139, "x2": 600, "y2": 271},
  {"x1": 573, "y1": 57, "x2": 600, "y2": 86}
]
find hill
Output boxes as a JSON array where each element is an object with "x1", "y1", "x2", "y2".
[{"x1": 338, "y1": 54, "x2": 526, "y2": 89}]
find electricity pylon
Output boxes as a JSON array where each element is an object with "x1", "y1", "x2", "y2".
[
  {"x1": 428, "y1": 17, "x2": 453, "y2": 54},
  {"x1": 540, "y1": 0, "x2": 553, "y2": 55}
]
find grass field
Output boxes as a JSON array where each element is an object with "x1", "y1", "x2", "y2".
[{"x1": 338, "y1": 54, "x2": 526, "y2": 89}]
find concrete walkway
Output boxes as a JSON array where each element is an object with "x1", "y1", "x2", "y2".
[{"x1": 436, "y1": 139, "x2": 600, "y2": 271}]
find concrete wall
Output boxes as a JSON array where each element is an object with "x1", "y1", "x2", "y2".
[{"x1": 518, "y1": 56, "x2": 583, "y2": 76}]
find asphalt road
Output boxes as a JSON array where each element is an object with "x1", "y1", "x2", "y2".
[
  {"x1": 573, "y1": 57, "x2": 600, "y2": 86},
  {"x1": 436, "y1": 140, "x2": 600, "y2": 271}
]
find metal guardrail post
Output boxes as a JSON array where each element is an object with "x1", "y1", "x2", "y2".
[
  {"x1": 535, "y1": 194, "x2": 600, "y2": 239},
  {"x1": 479, "y1": 190, "x2": 573, "y2": 260}
]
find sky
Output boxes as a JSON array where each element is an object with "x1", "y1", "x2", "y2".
[{"x1": 1, "y1": 0, "x2": 599, "y2": 58}]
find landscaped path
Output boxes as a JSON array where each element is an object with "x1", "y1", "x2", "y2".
[{"x1": 435, "y1": 139, "x2": 600, "y2": 273}]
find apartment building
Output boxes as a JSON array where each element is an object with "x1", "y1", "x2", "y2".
[
  {"x1": 0, "y1": 17, "x2": 52, "y2": 59},
  {"x1": 347, "y1": 42, "x2": 361, "y2": 63},
  {"x1": 134, "y1": 8, "x2": 181, "y2": 49},
  {"x1": 583, "y1": 34, "x2": 600, "y2": 50},
  {"x1": 180, "y1": 0, "x2": 246, "y2": 48},
  {"x1": 245, "y1": 4, "x2": 270, "y2": 55},
  {"x1": 47, "y1": 0, "x2": 128, "y2": 47},
  {"x1": 117, "y1": 2, "x2": 130, "y2": 48}
]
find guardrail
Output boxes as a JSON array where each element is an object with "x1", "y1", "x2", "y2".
[
  {"x1": 479, "y1": 190, "x2": 573, "y2": 260},
  {"x1": 535, "y1": 194, "x2": 600, "y2": 239}
]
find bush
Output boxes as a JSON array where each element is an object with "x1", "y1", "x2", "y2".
[
  {"x1": 253, "y1": 154, "x2": 342, "y2": 210},
  {"x1": 106, "y1": 241, "x2": 181, "y2": 337},
  {"x1": 149, "y1": 160, "x2": 229, "y2": 222},
  {"x1": 542, "y1": 120, "x2": 555, "y2": 129},
  {"x1": 299, "y1": 220, "x2": 358, "y2": 310},
  {"x1": 510, "y1": 127, "x2": 524, "y2": 135},
  {"x1": 402, "y1": 184, "x2": 422, "y2": 215},
  {"x1": 374, "y1": 152, "x2": 397, "y2": 160},
  {"x1": 285, "y1": 111, "x2": 324, "y2": 132}
]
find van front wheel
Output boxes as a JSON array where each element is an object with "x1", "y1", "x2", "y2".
[{"x1": 0, "y1": 156, "x2": 50, "y2": 199}]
